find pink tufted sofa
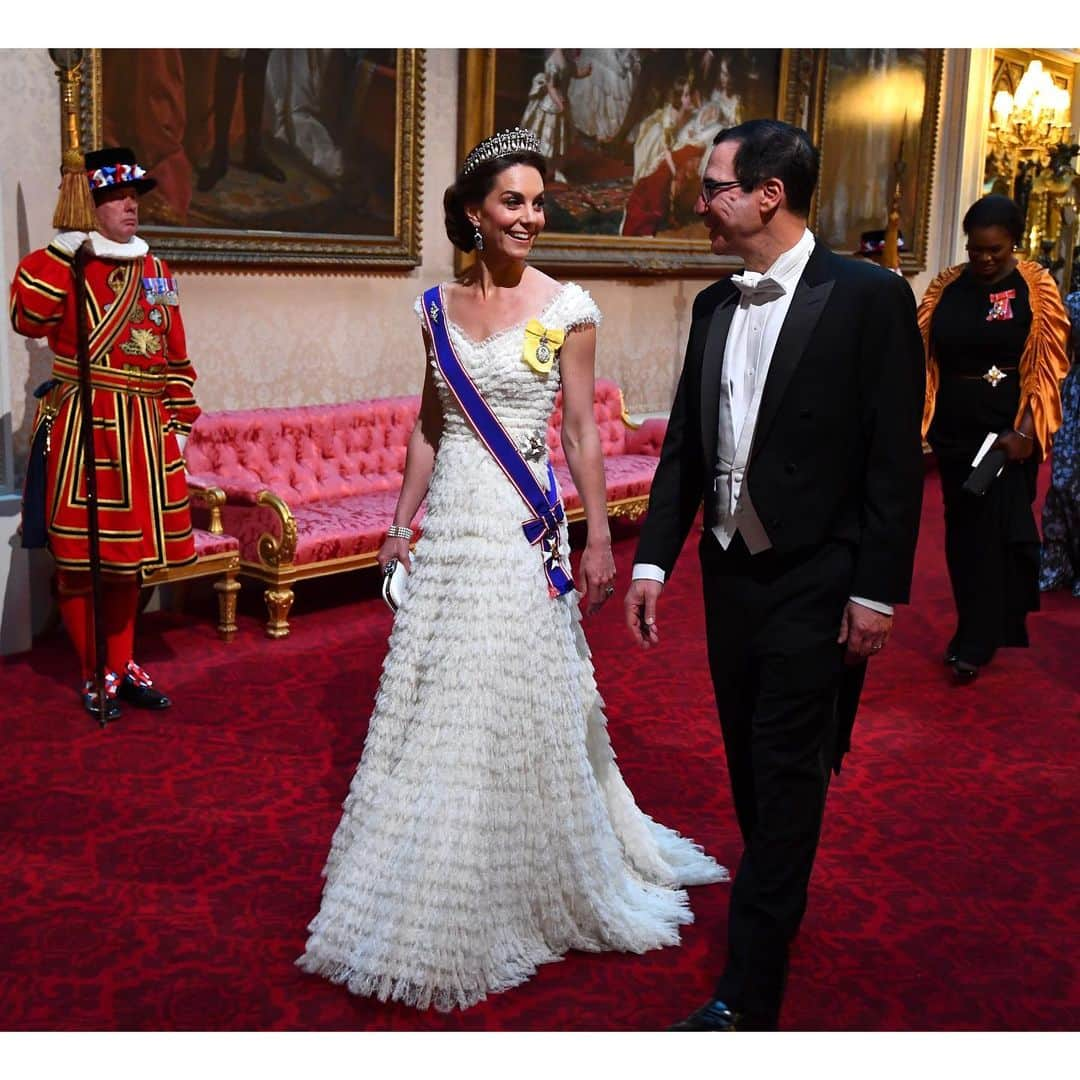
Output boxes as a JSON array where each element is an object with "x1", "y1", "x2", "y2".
[{"x1": 184, "y1": 379, "x2": 666, "y2": 637}]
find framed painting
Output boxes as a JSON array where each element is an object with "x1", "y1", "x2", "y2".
[
  {"x1": 812, "y1": 48, "x2": 944, "y2": 273},
  {"x1": 81, "y1": 48, "x2": 424, "y2": 269},
  {"x1": 458, "y1": 48, "x2": 817, "y2": 275}
]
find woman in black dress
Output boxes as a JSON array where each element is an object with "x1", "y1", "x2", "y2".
[{"x1": 918, "y1": 196, "x2": 1070, "y2": 681}]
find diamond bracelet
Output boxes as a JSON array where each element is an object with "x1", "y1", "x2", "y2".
[{"x1": 387, "y1": 524, "x2": 414, "y2": 540}]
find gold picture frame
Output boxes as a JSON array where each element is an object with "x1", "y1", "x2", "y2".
[
  {"x1": 81, "y1": 48, "x2": 424, "y2": 269},
  {"x1": 812, "y1": 48, "x2": 944, "y2": 273},
  {"x1": 458, "y1": 48, "x2": 818, "y2": 276}
]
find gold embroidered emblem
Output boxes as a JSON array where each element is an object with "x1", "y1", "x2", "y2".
[
  {"x1": 104, "y1": 265, "x2": 143, "y2": 324},
  {"x1": 982, "y1": 365, "x2": 1007, "y2": 388},
  {"x1": 120, "y1": 328, "x2": 163, "y2": 357}
]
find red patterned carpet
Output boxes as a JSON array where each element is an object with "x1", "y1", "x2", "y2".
[{"x1": 1, "y1": 466, "x2": 1077, "y2": 1031}]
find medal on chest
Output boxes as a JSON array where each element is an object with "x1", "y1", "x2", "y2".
[
  {"x1": 142, "y1": 275, "x2": 180, "y2": 307},
  {"x1": 986, "y1": 289, "x2": 1015, "y2": 322},
  {"x1": 523, "y1": 320, "x2": 565, "y2": 374}
]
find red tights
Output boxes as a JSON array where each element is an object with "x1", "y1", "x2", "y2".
[{"x1": 55, "y1": 570, "x2": 139, "y2": 682}]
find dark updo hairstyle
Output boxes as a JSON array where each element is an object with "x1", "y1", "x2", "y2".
[
  {"x1": 962, "y1": 195, "x2": 1024, "y2": 246},
  {"x1": 443, "y1": 149, "x2": 548, "y2": 253}
]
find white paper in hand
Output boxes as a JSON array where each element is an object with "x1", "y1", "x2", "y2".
[{"x1": 971, "y1": 431, "x2": 1005, "y2": 477}]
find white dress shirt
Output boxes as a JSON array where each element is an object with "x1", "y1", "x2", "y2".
[{"x1": 633, "y1": 228, "x2": 892, "y2": 616}]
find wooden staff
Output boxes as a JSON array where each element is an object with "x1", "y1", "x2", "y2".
[{"x1": 73, "y1": 240, "x2": 109, "y2": 727}]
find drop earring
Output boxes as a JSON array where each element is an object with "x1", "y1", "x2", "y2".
[{"x1": 473, "y1": 228, "x2": 485, "y2": 252}]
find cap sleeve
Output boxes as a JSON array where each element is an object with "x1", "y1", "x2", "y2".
[{"x1": 554, "y1": 281, "x2": 602, "y2": 332}]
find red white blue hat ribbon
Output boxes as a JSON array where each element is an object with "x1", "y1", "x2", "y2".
[{"x1": 87, "y1": 162, "x2": 148, "y2": 191}]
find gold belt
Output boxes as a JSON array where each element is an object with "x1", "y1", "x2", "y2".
[{"x1": 52, "y1": 357, "x2": 167, "y2": 398}]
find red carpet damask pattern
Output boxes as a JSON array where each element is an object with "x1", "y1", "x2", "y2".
[{"x1": 1, "y1": 467, "x2": 1076, "y2": 1030}]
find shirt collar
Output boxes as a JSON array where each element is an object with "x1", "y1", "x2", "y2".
[{"x1": 761, "y1": 227, "x2": 815, "y2": 289}]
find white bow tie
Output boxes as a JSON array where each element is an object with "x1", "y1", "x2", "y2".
[{"x1": 730, "y1": 272, "x2": 786, "y2": 301}]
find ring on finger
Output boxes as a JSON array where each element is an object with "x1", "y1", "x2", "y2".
[{"x1": 604, "y1": 585, "x2": 615, "y2": 597}]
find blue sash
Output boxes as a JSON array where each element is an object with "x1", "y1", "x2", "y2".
[{"x1": 422, "y1": 285, "x2": 574, "y2": 599}]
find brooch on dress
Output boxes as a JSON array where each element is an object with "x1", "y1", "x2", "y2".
[
  {"x1": 522, "y1": 320, "x2": 565, "y2": 374},
  {"x1": 986, "y1": 289, "x2": 1015, "y2": 322}
]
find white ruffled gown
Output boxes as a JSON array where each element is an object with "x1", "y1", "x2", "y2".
[{"x1": 297, "y1": 283, "x2": 727, "y2": 1011}]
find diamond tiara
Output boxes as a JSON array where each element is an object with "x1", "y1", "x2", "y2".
[{"x1": 461, "y1": 127, "x2": 542, "y2": 176}]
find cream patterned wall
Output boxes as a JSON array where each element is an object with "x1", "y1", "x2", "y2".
[{"x1": 2, "y1": 50, "x2": 67, "y2": 484}]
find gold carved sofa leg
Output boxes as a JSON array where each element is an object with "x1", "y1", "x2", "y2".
[
  {"x1": 264, "y1": 586, "x2": 294, "y2": 639},
  {"x1": 214, "y1": 571, "x2": 241, "y2": 641},
  {"x1": 254, "y1": 491, "x2": 297, "y2": 640}
]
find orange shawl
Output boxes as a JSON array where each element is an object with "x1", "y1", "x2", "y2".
[{"x1": 918, "y1": 260, "x2": 1071, "y2": 459}]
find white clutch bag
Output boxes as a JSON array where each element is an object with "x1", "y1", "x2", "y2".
[{"x1": 381, "y1": 558, "x2": 408, "y2": 613}]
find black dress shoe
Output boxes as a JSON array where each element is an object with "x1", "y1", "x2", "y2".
[
  {"x1": 82, "y1": 692, "x2": 121, "y2": 722},
  {"x1": 117, "y1": 674, "x2": 172, "y2": 709},
  {"x1": 943, "y1": 651, "x2": 959, "y2": 665},
  {"x1": 951, "y1": 659, "x2": 979, "y2": 683},
  {"x1": 669, "y1": 999, "x2": 744, "y2": 1031}
]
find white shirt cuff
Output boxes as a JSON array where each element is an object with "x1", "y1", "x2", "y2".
[
  {"x1": 632, "y1": 563, "x2": 666, "y2": 584},
  {"x1": 850, "y1": 596, "x2": 894, "y2": 616}
]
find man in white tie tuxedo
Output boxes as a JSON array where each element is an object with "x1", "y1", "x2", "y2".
[{"x1": 624, "y1": 120, "x2": 925, "y2": 1030}]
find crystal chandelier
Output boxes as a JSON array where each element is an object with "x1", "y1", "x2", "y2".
[{"x1": 990, "y1": 60, "x2": 1072, "y2": 154}]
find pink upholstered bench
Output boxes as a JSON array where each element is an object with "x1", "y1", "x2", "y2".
[{"x1": 185, "y1": 380, "x2": 664, "y2": 638}]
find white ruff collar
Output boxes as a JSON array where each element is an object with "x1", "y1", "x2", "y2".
[{"x1": 89, "y1": 231, "x2": 149, "y2": 261}]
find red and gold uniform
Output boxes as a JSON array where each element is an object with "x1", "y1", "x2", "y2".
[{"x1": 11, "y1": 233, "x2": 199, "y2": 574}]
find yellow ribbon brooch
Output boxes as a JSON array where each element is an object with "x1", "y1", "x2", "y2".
[{"x1": 522, "y1": 320, "x2": 565, "y2": 374}]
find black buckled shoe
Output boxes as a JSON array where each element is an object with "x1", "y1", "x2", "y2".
[
  {"x1": 118, "y1": 674, "x2": 172, "y2": 709},
  {"x1": 669, "y1": 999, "x2": 744, "y2": 1031},
  {"x1": 82, "y1": 672, "x2": 121, "y2": 722}
]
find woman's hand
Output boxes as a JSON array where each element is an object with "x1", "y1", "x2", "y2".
[
  {"x1": 580, "y1": 538, "x2": 616, "y2": 616},
  {"x1": 378, "y1": 535, "x2": 412, "y2": 574},
  {"x1": 992, "y1": 428, "x2": 1034, "y2": 463}
]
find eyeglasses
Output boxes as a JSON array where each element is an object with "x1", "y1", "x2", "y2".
[{"x1": 701, "y1": 178, "x2": 743, "y2": 202}]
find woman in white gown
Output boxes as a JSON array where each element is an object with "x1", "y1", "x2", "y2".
[{"x1": 297, "y1": 127, "x2": 727, "y2": 1012}]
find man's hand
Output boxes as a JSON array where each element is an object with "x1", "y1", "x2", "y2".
[
  {"x1": 837, "y1": 601, "x2": 892, "y2": 664},
  {"x1": 624, "y1": 578, "x2": 662, "y2": 649}
]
